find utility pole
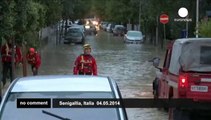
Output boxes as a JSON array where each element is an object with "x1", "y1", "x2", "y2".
[
  {"x1": 22, "y1": 40, "x2": 27, "y2": 77},
  {"x1": 11, "y1": 37, "x2": 16, "y2": 81},
  {"x1": 186, "y1": 16, "x2": 189, "y2": 38},
  {"x1": 139, "y1": 1, "x2": 141, "y2": 31},
  {"x1": 196, "y1": 0, "x2": 199, "y2": 38},
  {"x1": 156, "y1": 15, "x2": 159, "y2": 46}
]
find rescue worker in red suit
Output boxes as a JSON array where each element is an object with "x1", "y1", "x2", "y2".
[
  {"x1": 26, "y1": 48, "x2": 41, "y2": 76},
  {"x1": 1, "y1": 37, "x2": 22, "y2": 86},
  {"x1": 73, "y1": 44, "x2": 97, "y2": 75}
]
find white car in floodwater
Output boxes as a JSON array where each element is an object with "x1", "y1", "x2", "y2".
[{"x1": 124, "y1": 31, "x2": 144, "y2": 44}]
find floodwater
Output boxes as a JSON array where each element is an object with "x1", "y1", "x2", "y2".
[{"x1": 25, "y1": 30, "x2": 167, "y2": 120}]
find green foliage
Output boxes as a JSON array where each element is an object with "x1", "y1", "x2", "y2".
[
  {"x1": 104, "y1": 0, "x2": 130, "y2": 23},
  {"x1": 26, "y1": 1, "x2": 40, "y2": 31},
  {"x1": 91, "y1": 0, "x2": 107, "y2": 20},
  {"x1": 0, "y1": 0, "x2": 63, "y2": 47},
  {"x1": 199, "y1": 20, "x2": 211, "y2": 37},
  {"x1": 40, "y1": 0, "x2": 62, "y2": 26},
  {"x1": 61, "y1": 0, "x2": 91, "y2": 20},
  {"x1": 25, "y1": 31, "x2": 40, "y2": 49},
  {"x1": 1, "y1": 0, "x2": 211, "y2": 48},
  {"x1": 0, "y1": 0, "x2": 16, "y2": 41},
  {"x1": 73, "y1": 0, "x2": 92, "y2": 19},
  {"x1": 23, "y1": 0, "x2": 45, "y2": 47},
  {"x1": 14, "y1": 0, "x2": 27, "y2": 45},
  {"x1": 62, "y1": 0, "x2": 75, "y2": 19},
  {"x1": 92, "y1": 0, "x2": 211, "y2": 39}
]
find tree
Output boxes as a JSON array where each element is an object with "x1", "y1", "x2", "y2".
[
  {"x1": 39, "y1": 0, "x2": 62, "y2": 26},
  {"x1": 0, "y1": 0, "x2": 16, "y2": 45},
  {"x1": 199, "y1": 19, "x2": 211, "y2": 37},
  {"x1": 73, "y1": 0, "x2": 92, "y2": 20},
  {"x1": 91, "y1": 0, "x2": 107, "y2": 20}
]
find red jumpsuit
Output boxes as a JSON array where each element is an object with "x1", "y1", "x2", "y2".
[
  {"x1": 1, "y1": 43, "x2": 22, "y2": 85},
  {"x1": 73, "y1": 54, "x2": 97, "y2": 75},
  {"x1": 1, "y1": 44, "x2": 22, "y2": 63},
  {"x1": 26, "y1": 52, "x2": 41, "y2": 75}
]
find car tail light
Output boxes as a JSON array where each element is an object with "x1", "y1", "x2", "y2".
[
  {"x1": 178, "y1": 74, "x2": 188, "y2": 96},
  {"x1": 179, "y1": 75, "x2": 188, "y2": 88}
]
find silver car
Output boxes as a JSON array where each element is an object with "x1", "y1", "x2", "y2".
[
  {"x1": 64, "y1": 27, "x2": 85, "y2": 44},
  {"x1": 0, "y1": 75, "x2": 128, "y2": 120},
  {"x1": 124, "y1": 31, "x2": 144, "y2": 44}
]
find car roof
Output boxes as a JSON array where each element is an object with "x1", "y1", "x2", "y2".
[
  {"x1": 174, "y1": 38, "x2": 211, "y2": 45},
  {"x1": 169, "y1": 38, "x2": 211, "y2": 75},
  {"x1": 115, "y1": 25, "x2": 124, "y2": 27},
  {"x1": 11, "y1": 75, "x2": 113, "y2": 92},
  {"x1": 127, "y1": 30, "x2": 141, "y2": 32},
  {"x1": 127, "y1": 30, "x2": 142, "y2": 34}
]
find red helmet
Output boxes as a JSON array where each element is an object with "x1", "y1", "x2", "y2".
[{"x1": 29, "y1": 48, "x2": 35, "y2": 53}]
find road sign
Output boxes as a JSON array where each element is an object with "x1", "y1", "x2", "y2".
[{"x1": 160, "y1": 14, "x2": 169, "y2": 24}]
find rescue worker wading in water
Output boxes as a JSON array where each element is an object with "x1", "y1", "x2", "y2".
[
  {"x1": 73, "y1": 44, "x2": 97, "y2": 75},
  {"x1": 26, "y1": 48, "x2": 41, "y2": 76}
]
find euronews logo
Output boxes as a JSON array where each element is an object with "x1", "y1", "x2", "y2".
[{"x1": 174, "y1": 7, "x2": 192, "y2": 22}]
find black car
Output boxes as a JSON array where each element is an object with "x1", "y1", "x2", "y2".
[
  {"x1": 113, "y1": 25, "x2": 126, "y2": 36},
  {"x1": 85, "y1": 25, "x2": 97, "y2": 35}
]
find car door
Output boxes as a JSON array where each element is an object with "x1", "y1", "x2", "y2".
[{"x1": 160, "y1": 49, "x2": 172, "y2": 98}]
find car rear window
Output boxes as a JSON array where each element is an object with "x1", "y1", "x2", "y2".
[
  {"x1": 200, "y1": 46, "x2": 211, "y2": 65},
  {"x1": 67, "y1": 29, "x2": 82, "y2": 36},
  {"x1": 116, "y1": 27, "x2": 124, "y2": 30},
  {"x1": 127, "y1": 31, "x2": 142, "y2": 37},
  {"x1": 0, "y1": 92, "x2": 121, "y2": 120},
  {"x1": 68, "y1": 28, "x2": 81, "y2": 33},
  {"x1": 178, "y1": 41, "x2": 211, "y2": 72}
]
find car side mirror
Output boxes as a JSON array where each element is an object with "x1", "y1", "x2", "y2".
[{"x1": 149, "y1": 57, "x2": 162, "y2": 71}]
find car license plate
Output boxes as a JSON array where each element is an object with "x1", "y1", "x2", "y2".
[{"x1": 191, "y1": 85, "x2": 208, "y2": 92}]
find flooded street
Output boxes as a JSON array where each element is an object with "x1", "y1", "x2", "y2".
[{"x1": 39, "y1": 31, "x2": 168, "y2": 120}]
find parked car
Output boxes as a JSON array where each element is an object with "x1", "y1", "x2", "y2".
[
  {"x1": 64, "y1": 27, "x2": 85, "y2": 44},
  {"x1": 71, "y1": 24, "x2": 86, "y2": 35},
  {"x1": 106, "y1": 23, "x2": 112, "y2": 32},
  {"x1": 0, "y1": 75, "x2": 128, "y2": 120},
  {"x1": 100, "y1": 21, "x2": 108, "y2": 30},
  {"x1": 85, "y1": 24, "x2": 97, "y2": 35},
  {"x1": 113, "y1": 25, "x2": 126, "y2": 36},
  {"x1": 106, "y1": 23, "x2": 116, "y2": 33},
  {"x1": 151, "y1": 38, "x2": 211, "y2": 120},
  {"x1": 124, "y1": 31, "x2": 144, "y2": 44},
  {"x1": 102, "y1": 22, "x2": 110, "y2": 31}
]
